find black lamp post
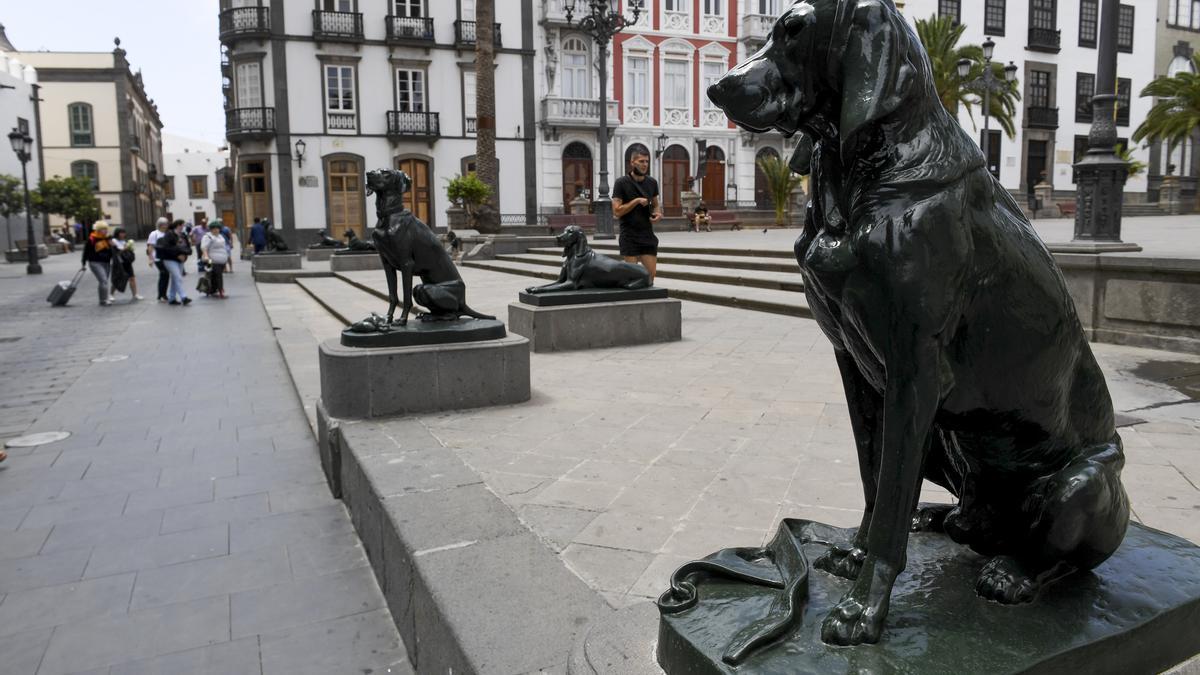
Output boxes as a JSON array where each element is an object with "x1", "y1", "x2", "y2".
[
  {"x1": 565, "y1": 0, "x2": 641, "y2": 240},
  {"x1": 8, "y1": 127, "x2": 41, "y2": 275},
  {"x1": 957, "y1": 38, "x2": 1017, "y2": 177}
]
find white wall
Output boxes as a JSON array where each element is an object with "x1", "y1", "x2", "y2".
[
  {"x1": 164, "y1": 141, "x2": 229, "y2": 225},
  {"x1": 0, "y1": 52, "x2": 44, "y2": 249}
]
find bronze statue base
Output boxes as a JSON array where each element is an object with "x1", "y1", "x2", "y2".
[
  {"x1": 518, "y1": 287, "x2": 667, "y2": 307},
  {"x1": 658, "y1": 520, "x2": 1200, "y2": 674},
  {"x1": 340, "y1": 317, "x2": 505, "y2": 348}
]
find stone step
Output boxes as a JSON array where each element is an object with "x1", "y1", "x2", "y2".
[
  {"x1": 524, "y1": 248, "x2": 801, "y2": 273},
  {"x1": 460, "y1": 258, "x2": 811, "y2": 318},
  {"x1": 294, "y1": 276, "x2": 386, "y2": 327},
  {"x1": 502, "y1": 252, "x2": 806, "y2": 293}
]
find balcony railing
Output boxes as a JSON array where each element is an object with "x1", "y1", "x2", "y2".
[
  {"x1": 466, "y1": 117, "x2": 477, "y2": 134},
  {"x1": 454, "y1": 20, "x2": 501, "y2": 48},
  {"x1": 386, "y1": 16, "x2": 434, "y2": 43},
  {"x1": 327, "y1": 112, "x2": 357, "y2": 131},
  {"x1": 1026, "y1": 106, "x2": 1059, "y2": 129},
  {"x1": 1027, "y1": 27, "x2": 1061, "y2": 52},
  {"x1": 225, "y1": 107, "x2": 275, "y2": 141},
  {"x1": 541, "y1": 96, "x2": 620, "y2": 128},
  {"x1": 387, "y1": 111, "x2": 440, "y2": 139},
  {"x1": 313, "y1": 10, "x2": 364, "y2": 42},
  {"x1": 740, "y1": 14, "x2": 773, "y2": 48},
  {"x1": 219, "y1": 7, "x2": 271, "y2": 43}
]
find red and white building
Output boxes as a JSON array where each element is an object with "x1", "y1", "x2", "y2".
[{"x1": 536, "y1": 0, "x2": 792, "y2": 215}]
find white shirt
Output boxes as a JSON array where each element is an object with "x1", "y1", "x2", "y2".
[{"x1": 147, "y1": 230, "x2": 163, "y2": 262}]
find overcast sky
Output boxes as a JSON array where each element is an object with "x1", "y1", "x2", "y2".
[{"x1": 4, "y1": 1, "x2": 225, "y2": 146}]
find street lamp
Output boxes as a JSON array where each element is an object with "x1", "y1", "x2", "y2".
[
  {"x1": 957, "y1": 38, "x2": 1018, "y2": 177},
  {"x1": 8, "y1": 127, "x2": 41, "y2": 275},
  {"x1": 565, "y1": 0, "x2": 641, "y2": 239},
  {"x1": 294, "y1": 139, "x2": 306, "y2": 168}
]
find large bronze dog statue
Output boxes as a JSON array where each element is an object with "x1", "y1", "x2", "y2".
[
  {"x1": 701, "y1": 0, "x2": 1129, "y2": 649},
  {"x1": 525, "y1": 225, "x2": 651, "y2": 294},
  {"x1": 365, "y1": 169, "x2": 492, "y2": 326}
]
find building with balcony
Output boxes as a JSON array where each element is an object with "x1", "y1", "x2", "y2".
[
  {"x1": 900, "y1": 0, "x2": 1154, "y2": 202},
  {"x1": 162, "y1": 134, "x2": 231, "y2": 228},
  {"x1": 218, "y1": 0, "x2": 537, "y2": 245},
  {"x1": 0, "y1": 26, "x2": 45, "y2": 250},
  {"x1": 13, "y1": 37, "x2": 166, "y2": 237},
  {"x1": 1145, "y1": 0, "x2": 1199, "y2": 209}
]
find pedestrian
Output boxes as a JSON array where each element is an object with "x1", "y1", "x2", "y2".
[
  {"x1": 156, "y1": 219, "x2": 192, "y2": 306},
  {"x1": 109, "y1": 227, "x2": 144, "y2": 301},
  {"x1": 221, "y1": 222, "x2": 235, "y2": 273},
  {"x1": 201, "y1": 221, "x2": 230, "y2": 298},
  {"x1": 191, "y1": 219, "x2": 208, "y2": 273},
  {"x1": 611, "y1": 148, "x2": 662, "y2": 283},
  {"x1": 693, "y1": 203, "x2": 712, "y2": 232},
  {"x1": 81, "y1": 220, "x2": 115, "y2": 306},
  {"x1": 146, "y1": 217, "x2": 170, "y2": 302},
  {"x1": 249, "y1": 217, "x2": 267, "y2": 254}
]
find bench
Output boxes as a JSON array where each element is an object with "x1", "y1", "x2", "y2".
[
  {"x1": 546, "y1": 213, "x2": 597, "y2": 234},
  {"x1": 688, "y1": 210, "x2": 742, "y2": 231},
  {"x1": 1056, "y1": 201, "x2": 1077, "y2": 218}
]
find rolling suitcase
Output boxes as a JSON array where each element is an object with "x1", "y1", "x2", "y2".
[{"x1": 48, "y1": 268, "x2": 86, "y2": 307}]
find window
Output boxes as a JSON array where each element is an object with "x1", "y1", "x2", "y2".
[
  {"x1": 1117, "y1": 5, "x2": 1134, "y2": 53},
  {"x1": 627, "y1": 55, "x2": 649, "y2": 107},
  {"x1": 702, "y1": 61, "x2": 724, "y2": 111},
  {"x1": 1075, "y1": 73, "x2": 1094, "y2": 123},
  {"x1": 321, "y1": 0, "x2": 352, "y2": 10},
  {"x1": 393, "y1": 0, "x2": 421, "y2": 16},
  {"x1": 461, "y1": 0, "x2": 475, "y2": 16},
  {"x1": 1168, "y1": 0, "x2": 1200, "y2": 29},
  {"x1": 562, "y1": 37, "x2": 590, "y2": 99},
  {"x1": 71, "y1": 161, "x2": 99, "y2": 190},
  {"x1": 664, "y1": 59, "x2": 688, "y2": 108},
  {"x1": 664, "y1": 0, "x2": 682, "y2": 11},
  {"x1": 938, "y1": 0, "x2": 960, "y2": 24},
  {"x1": 188, "y1": 175, "x2": 208, "y2": 199},
  {"x1": 396, "y1": 69, "x2": 425, "y2": 112},
  {"x1": 756, "y1": 0, "x2": 778, "y2": 14},
  {"x1": 164, "y1": 177, "x2": 175, "y2": 200},
  {"x1": 235, "y1": 62, "x2": 262, "y2": 108},
  {"x1": 463, "y1": 70, "x2": 477, "y2": 132},
  {"x1": 1072, "y1": 135, "x2": 1089, "y2": 184},
  {"x1": 1079, "y1": 0, "x2": 1097, "y2": 48},
  {"x1": 68, "y1": 103, "x2": 93, "y2": 147},
  {"x1": 984, "y1": 0, "x2": 1005, "y2": 35},
  {"x1": 325, "y1": 64, "x2": 356, "y2": 130},
  {"x1": 1030, "y1": 0, "x2": 1056, "y2": 31},
  {"x1": 1029, "y1": 70, "x2": 1051, "y2": 109},
  {"x1": 1116, "y1": 78, "x2": 1131, "y2": 127},
  {"x1": 703, "y1": 0, "x2": 721, "y2": 15}
]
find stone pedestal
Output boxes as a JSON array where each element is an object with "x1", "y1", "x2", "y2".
[
  {"x1": 251, "y1": 252, "x2": 302, "y2": 271},
  {"x1": 330, "y1": 252, "x2": 382, "y2": 272},
  {"x1": 508, "y1": 293, "x2": 681, "y2": 352},
  {"x1": 306, "y1": 247, "x2": 342, "y2": 261},
  {"x1": 318, "y1": 334, "x2": 530, "y2": 419}
]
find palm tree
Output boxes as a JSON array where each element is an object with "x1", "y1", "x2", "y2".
[
  {"x1": 473, "y1": 0, "x2": 500, "y2": 233},
  {"x1": 1132, "y1": 54, "x2": 1200, "y2": 160},
  {"x1": 915, "y1": 15, "x2": 1020, "y2": 138},
  {"x1": 757, "y1": 154, "x2": 805, "y2": 226}
]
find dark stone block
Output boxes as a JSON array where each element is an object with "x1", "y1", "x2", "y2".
[
  {"x1": 658, "y1": 521, "x2": 1200, "y2": 674},
  {"x1": 340, "y1": 318, "x2": 505, "y2": 348},
  {"x1": 518, "y1": 287, "x2": 668, "y2": 307}
]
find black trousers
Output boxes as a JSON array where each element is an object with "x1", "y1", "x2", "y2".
[
  {"x1": 155, "y1": 260, "x2": 169, "y2": 299},
  {"x1": 209, "y1": 265, "x2": 225, "y2": 294}
]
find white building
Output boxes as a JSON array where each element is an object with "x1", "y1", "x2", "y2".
[
  {"x1": 162, "y1": 134, "x2": 230, "y2": 227},
  {"x1": 899, "y1": 0, "x2": 1156, "y2": 201},
  {"x1": 0, "y1": 25, "x2": 44, "y2": 250},
  {"x1": 220, "y1": 0, "x2": 538, "y2": 245}
]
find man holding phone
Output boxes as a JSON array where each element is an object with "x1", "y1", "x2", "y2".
[{"x1": 611, "y1": 149, "x2": 663, "y2": 283}]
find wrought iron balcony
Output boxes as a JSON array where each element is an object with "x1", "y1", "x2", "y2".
[
  {"x1": 740, "y1": 14, "x2": 774, "y2": 50},
  {"x1": 1027, "y1": 27, "x2": 1061, "y2": 53},
  {"x1": 454, "y1": 20, "x2": 501, "y2": 48},
  {"x1": 385, "y1": 16, "x2": 434, "y2": 43},
  {"x1": 466, "y1": 117, "x2": 477, "y2": 134},
  {"x1": 541, "y1": 96, "x2": 620, "y2": 129},
  {"x1": 225, "y1": 107, "x2": 276, "y2": 141},
  {"x1": 313, "y1": 10, "x2": 364, "y2": 42},
  {"x1": 1026, "y1": 106, "x2": 1059, "y2": 129},
  {"x1": 387, "y1": 111, "x2": 440, "y2": 139},
  {"x1": 219, "y1": 7, "x2": 271, "y2": 43}
]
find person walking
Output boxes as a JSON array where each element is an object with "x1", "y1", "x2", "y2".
[
  {"x1": 156, "y1": 220, "x2": 192, "y2": 306},
  {"x1": 611, "y1": 148, "x2": 663, "y2": 283},
  {"x1": 147, "y1": 217, "x2": 170, "y2": 302},
  {"x1": 191, "y1": 220, "x2": 209, "y2": 273},
  {"x1": 201, "y1": 221, "x2": 230, "y2": 298},
  {"x1": 81, "y1": 221, "x2": 115, "y2": 306},
  {"x1": 249, "y1": 217, "x2": 267, "y2": 254},
  {"x1": 109, "y1": 227, "x2": 144, "y2": 301},
  {"x1": 221, "y1": 222, "x2": 235, "y2": 273}
]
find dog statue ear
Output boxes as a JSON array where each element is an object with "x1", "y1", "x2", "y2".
[{"x1": 838, "y1": 0, "x2": 914, "y2": 152}]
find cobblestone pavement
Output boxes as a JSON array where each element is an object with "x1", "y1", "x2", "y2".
[{"x1": 0, "y1": 251, "x2": 410, "y2": 675}]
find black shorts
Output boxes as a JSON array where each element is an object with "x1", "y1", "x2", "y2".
[{"x1": 619, "y1": 228, "x2": 658, "y2": 257}]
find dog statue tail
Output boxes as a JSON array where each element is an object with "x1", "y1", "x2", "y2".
[{"x1": 460, "y1": 305, "x2": 495, "y2": 321}]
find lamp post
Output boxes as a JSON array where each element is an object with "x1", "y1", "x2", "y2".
[
  {"x1": 565, "y1": 0, "x2": 641, "y2": 240},
  {"x1": 957, "y1": 38, "x2": 1017, "y2": 177},
  {"x1": 8, "y1": 127, "x2": 41, "y2": 275}
]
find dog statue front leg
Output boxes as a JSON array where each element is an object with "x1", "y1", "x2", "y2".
[
  {"x1": 383, "y1": 264, "x2": 400, "y2": 324},
  {"x1": 398, "y1": 265, "x2": 414, "y2": 325},
  {"x1": 821, "y1": 342, "x2": 940, "y2": 646}
]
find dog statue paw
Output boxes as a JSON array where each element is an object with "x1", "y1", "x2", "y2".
[
  {"x1": 814, "y1": 544, "x2": 866, "y2": 580},
  {"x1": 349, "y1": 313, "x2": 391, "y2": 334},
  {"x1": 820, "y1": 559, "x2": 898, "y2": 646}
]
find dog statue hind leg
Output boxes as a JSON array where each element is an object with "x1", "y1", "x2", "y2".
[{"x1": 414, "y1": 280, "x2": 495, "y2": 321}]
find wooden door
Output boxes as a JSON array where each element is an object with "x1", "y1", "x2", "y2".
[
  {"x1": 561, "y1": 142, "x2": 593, "y2": 214},
  {"x1": 328, "y1": 158, "x2": 364, "y2": 238},
  {"x1": 982, "y1": 130, "x2": 1001, "y2": 180},
  {"x1": 661, "y1": 145, "x2": 690, "y2": 216},
  {"x1": 701, "y1": 146, "x2": 726, "y2": 208},
  {"x1": 395, "y1": 157, "x2": 432, "y2": 226},
  {"x1": 1026, "y1": 140, "x2": 1048, "y2": 194},
  {"x1": 240, "y1": 160, "x2": 270, "y2": 241},
  {"x1": 754, "y1": 148, "x2": 779, "y2": 209}
]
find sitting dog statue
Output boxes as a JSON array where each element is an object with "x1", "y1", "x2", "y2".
[
  {"x1": 702, "y1": 0, "x2": 1129, "y2": 649},
  {"x1": 263, "y1": 219, "x2": 289, "y2": 252},
  {"x1": 525, "y1": 225, "x2": 651, "y2": 294},
  {"x1": 343, "y1": 230, "x2": 377, "y2": 252},
  {"x1": 365, "y1": 168, "x2": 493, "y2": 326},
  {"x1": 310, "y1": 229, "x2": 345, "y2": 249}
]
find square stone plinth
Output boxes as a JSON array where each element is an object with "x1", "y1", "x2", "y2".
[
  {"x1": 318, "y1": 335, "x2": 530, "y2": 419},
  {"x1": 251, "y1": 252, "x2": 302, "y2": 271},
  {"x1": 508, "y1": 298, "x2": 682, "y2": 352},
  {"x1": 330, "y1": 253, "x2": 382, "y2": 272},
  {"x1": 306, "y1": 247, "x2": 340, "y2": 261}
]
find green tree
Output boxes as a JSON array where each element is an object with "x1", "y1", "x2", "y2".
[
  {"x1": 34, "y1": 176, "x2": 102, "y2": 228},
  {"x1": 756, "y1": 154, "x2": 804, "y2": 226},
  {"x1": 915, "y1": 15, "x2": 1021, "y2": 138},
  {"x1": 1132, "y1": 54, "x2": 1200, "y2": 160},
  {"x1": 1115, "y1": 143, "x2": 1146, "y2": 178},
  {"x1": 0, "y1": 175, "x2": 25, "y2": 220},
  {"x1": 446, "y1": 174, "x2": 493, "y2": 228}
]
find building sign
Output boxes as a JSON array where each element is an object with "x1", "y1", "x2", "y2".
[{"x1": 299, "y1": 176, "x2": 319, "y2": 188}]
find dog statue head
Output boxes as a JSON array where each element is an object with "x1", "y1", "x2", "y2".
[
  {"x1": 707, "y1": 0, "x2": 929, "y2": 162},
  {"x1": 556, "y1": 225, "x2": 589, "y2": 259},
  {"x1": 365, "y1": 169, "x2": 413, "y2": 220}
]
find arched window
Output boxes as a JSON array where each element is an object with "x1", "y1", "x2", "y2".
[
  {"x1": 1169, "y1": 54, "x2": 1196, "y2": 77},
  {"x1": 68, "y1": 103, "x2": 94, "y2": 147},
  {"x1": 71, "y1": 160, "x2": 99, "y2": 191},
  {"x1": 562, "y1": 37, "x2": 590, "y2": 99}
]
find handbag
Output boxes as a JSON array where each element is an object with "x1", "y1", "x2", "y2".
[{"x1": 196, "y1": 271, "x2": 212, "y2": 295}]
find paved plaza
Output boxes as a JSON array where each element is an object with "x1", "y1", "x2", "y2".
[{"x1": 0, "y1": 217, "x2": 1198, "y2": 673}]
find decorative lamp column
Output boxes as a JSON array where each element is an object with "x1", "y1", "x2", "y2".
[
  {"x1": 957, "y1": 38, "x2": 1018, "y2": 178},
  {"x1": 8, "y1": 127, "x2": 41, "y2": 275}
]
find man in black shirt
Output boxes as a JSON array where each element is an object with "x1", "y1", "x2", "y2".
[{"x1": 611, "y1": 148, "x2": 662, "y2": 282}]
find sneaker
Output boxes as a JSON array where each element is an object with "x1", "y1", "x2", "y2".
[
  {"x1": 168, "y1": 300, "x2": 180, "y2": 305},
  {"x1": 134, "y1": 295, "x2": 145, "y2": 300},
  {"x1": 157, "y1": 297, "x2": 167, "y2": 303},
  {"x1": 104, "y1": 299, "x2": 114, "y2": 306},
  {"x1": 182, "y1": 297, "x2": 192, "y2": 306}
]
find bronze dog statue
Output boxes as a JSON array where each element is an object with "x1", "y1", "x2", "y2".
[
  {"x1": 365, "y1": 168, "x2": 492, "y2": 326},
  {"x1": 707, "y1": 0, "x2": 1129, "y2": 647},
  {"x1": 343, "y1": 230, "x2": 376, "y2": 252},
  {"x1": 310, "y1": 229, "x2": 345, "y2": 249},
  {"x1": 525, "y1": 225, "x2": 651, "y2": 294}
]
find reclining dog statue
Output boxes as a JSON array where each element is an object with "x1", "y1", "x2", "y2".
[
  {"x1": 363, "y1": 168, "x2": 492, "y2": 326},
  {"x1": 343, "y1": 230, "x2": 376, "y2": 252},
  {"x1": 525, "y1": 225, "x2": 651, "y2": 294},
  {"x1": 660, "y1": 0, "x2": 1131, "y2": 657},
  {"x1": 310, "y1": 229, "x2": 345, "y2": 249}
]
